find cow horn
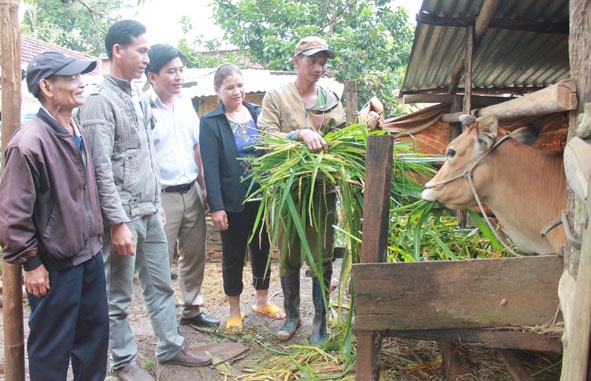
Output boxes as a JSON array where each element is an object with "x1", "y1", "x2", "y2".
[{"x1": 459, "y1": 114, "x2": 476, "y2": 127}]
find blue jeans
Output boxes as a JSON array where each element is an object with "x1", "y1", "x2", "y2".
[
  {"x1": 27, "y1": 253, "x2": 109, "y2": 381},
  {"x1": 103, "y1": 212, "x2": 184, "y2": 369}
]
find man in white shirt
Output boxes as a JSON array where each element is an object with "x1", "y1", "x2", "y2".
[{"x1": 146, "y1": 44, "x2": 219, "y2": 328}]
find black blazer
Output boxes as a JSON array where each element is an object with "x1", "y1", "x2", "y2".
[{"x1": 200, "y1": 102, "x2": 261, "y2": 213}]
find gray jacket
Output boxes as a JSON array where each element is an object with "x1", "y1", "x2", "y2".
[{"x1": 78, "y1": 75, "x2": 161, "y2": 226}]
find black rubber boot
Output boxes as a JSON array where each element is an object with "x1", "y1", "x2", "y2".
[
  {"x1": 311, "y1": 277, "x2": 329, "y2": 344},
  {"x1": 276, "y1": 274, "x2": 301, "y2": 341}
]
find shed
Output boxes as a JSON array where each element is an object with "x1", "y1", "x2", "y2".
[
  {"x1": 353, "y1": 0, "x2": 591, "y2": 379},
  {"x1": 385, "y1": 0, "x2": 570, "y2": 155}
]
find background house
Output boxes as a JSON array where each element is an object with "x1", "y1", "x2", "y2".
[
  {"x1": 178, "y1": 68, "x2": 344, "y2": 117},
  {"x1": 0, "y1": 35, "x2": 102, "y2": 123}
]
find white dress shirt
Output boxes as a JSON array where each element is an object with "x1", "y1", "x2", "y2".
[{"x1": 150, "y1": 89, "x2": 200, "y2": 187}]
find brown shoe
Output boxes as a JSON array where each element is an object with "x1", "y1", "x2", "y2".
[
  {"x1": 160, "y1": 344, "x2": 212, "y2": 367},
  {"x1": 114, "y1": 359, "x2": 154, "y2": 381}
]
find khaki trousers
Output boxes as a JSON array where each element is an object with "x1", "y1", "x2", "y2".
[{"x1": 161, "y1": 182, "x2": 207, "y2": 319}]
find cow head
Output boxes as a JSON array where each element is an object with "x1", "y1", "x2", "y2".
[{"x1": 421, "y1": 114, "x2": 501, "y2": 209}]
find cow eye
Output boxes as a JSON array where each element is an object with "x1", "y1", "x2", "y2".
[{"x1": 446, "y1": 148, "x2": 456, "y2": 158}]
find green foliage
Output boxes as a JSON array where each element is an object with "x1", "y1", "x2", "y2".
[
  {"x1": 20, "y1": 0, "x2": 131, "y2": 57},
  {"x1": 177, "y1": 15, "x2": 256, "y2": 69},
  {"x1": 389, "y1": 200, "x2": 519, "y2": 262},
  {"x1": 186, "y1": 0, "x2": 415, "y2": 116}
]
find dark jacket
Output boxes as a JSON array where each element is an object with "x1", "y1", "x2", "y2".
[
  {"x1": 200, "y1": 102, "x2": 261, "y2": 213},
  {"x1": 0, "y1": 108, "x2": 103, "y2": 271}
]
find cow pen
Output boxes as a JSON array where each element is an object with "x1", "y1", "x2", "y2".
[
  {"x1": 352, "y1": 134, "x2": 565, "y2": 380},
  {"x1": 350, "y1": 0, "x2": 591, "y2": 379}
]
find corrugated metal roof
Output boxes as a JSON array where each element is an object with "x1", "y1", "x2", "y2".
[{"x1": 400, "y1": 0, "x2": 570, "y2": 96}]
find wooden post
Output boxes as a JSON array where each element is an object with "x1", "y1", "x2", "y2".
[
  {"x1": 561, "y1": 0, "x2": 591, "y2": 378},
  {"x1": 463, "y1": 25, "x2": 473, "y2": 114},
  {"x1": 344, "y1": 80, "x2": 358, "y2": 126},
  {"x1": 562, "y1": 178, "x2": 591, "y2": 379},
  {"x1": 355, "y1": 135, "x2": 393, "y2": 380},
  {"x1": 1, "y1": 0, "x2": 26, "y2": 379}
]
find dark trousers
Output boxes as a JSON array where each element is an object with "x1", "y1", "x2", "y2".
[
  {"x1": 27, "y1": 253, "x2": 109, "y2": 381},
  {"x1": 220, "y1": 201, "x2": 271, "y2": 296}
]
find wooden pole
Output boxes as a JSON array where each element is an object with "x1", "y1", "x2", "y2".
[
  {"x1": 562, "y1": 176, "x2": 591, "y2": 380},
  {"x1": 463, "y1": 25, "x2": 473, "y2": 114},
  {"x1": 344, "y1": 80, "x2": 358, "y2": 126},
  {"x1": 355, "y1": 135, "x2": 393, "y2": 381},
  {"x1": 1, "y1": 0, "x2": 26, "y2": 379},
  {"x1": 561, "y1": 0, "x2": 591, "y2": 377},
  {"x1": 441, "y1": 79, "x2": 578, "y2": 122}
]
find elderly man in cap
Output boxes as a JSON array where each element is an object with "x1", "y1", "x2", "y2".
[
  {"x1": 258, "y1": 36, "x2": 346, "y2": 344},
  {"x1": 0, "y1": 51, "x2": 108, "y2": 380}
]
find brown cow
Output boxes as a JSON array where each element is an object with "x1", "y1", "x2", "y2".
[{"x1": 421, "y1": 114, "x2": 566, "y2": 255}]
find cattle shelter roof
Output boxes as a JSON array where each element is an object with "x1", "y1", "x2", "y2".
[{"x1": 401, "y1": 0, "x2": 570, "y2": 96}]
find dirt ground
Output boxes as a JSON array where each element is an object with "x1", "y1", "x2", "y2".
[{"x1": 1, "y1": 257, "x2": 563, "y2": 380}]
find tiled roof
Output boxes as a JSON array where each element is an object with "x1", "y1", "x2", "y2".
[
  {"x1": 20, "y1": 35, "x2": 100, "y2": 75},
  {"x1": 1, "y1": 36, "x2": 103, "y2": 114}
]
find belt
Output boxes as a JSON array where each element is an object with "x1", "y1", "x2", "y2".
[{"x1": 162, "y1": 181, "x2": 194, "y2": 193}]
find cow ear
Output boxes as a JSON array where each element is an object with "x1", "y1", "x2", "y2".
[
  {"x1": 476, "y1": 114, "x2": 498, "y2": 149},
  {"x1": 511, "y1": 123, "x2": 544, "y2": 146}
]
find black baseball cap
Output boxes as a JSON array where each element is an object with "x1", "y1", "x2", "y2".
[{"x1": 26, "y1": 52, "x2": 97, "y2": 97}]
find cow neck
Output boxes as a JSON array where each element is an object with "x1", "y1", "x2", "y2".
[{"x1": 463, "y1": 161, "x2": 522, "y2": 257}]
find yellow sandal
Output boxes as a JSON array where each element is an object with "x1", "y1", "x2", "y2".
[
  {"x1": 225, "y1": 313, "x2": 245, "y2": 334},
  {"x1": 252, "y1": 303, "x2": 286, "y2": 320}
]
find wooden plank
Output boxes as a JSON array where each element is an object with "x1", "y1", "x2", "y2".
[
  {"x1": 355, "y1": 331, "x2": 382, "y2": 381},
  {"x1": 382, "y1": 328, "x2": 562, "y2": 353},
  {"x1": 441, "y1": 342, "x2": 472, "y2": 380},
  {"x1": 355, "y1": 135, "x2": 393, "y2": 381},
  {"x1": 352, "y1": 255, "x2": 563, "y2": 330},
  {"x1": 359, "y1": 135, "x2": 393, "y2": 263},
  {"x1": 498, "y1": 349, "x2": 536, "y2": 381}
]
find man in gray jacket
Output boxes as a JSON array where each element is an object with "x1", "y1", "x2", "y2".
[{"x1": 78, "y1": 20, "x2": 211, "y2": 381}]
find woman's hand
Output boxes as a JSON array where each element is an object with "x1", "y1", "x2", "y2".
[{"x1": 212, "y1": 209, "x2": 229, "y2": 231}]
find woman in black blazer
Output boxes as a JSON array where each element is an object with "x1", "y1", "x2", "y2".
[{"x1": 200, "y1": 64, "x2": 285, "y2": 334}]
